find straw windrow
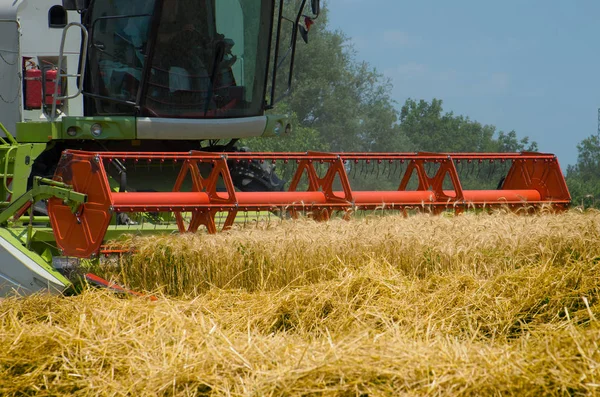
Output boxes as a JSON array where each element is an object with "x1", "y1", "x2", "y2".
[{"x1": 1, "y1": 211, "x2": 600, "y2": 395}]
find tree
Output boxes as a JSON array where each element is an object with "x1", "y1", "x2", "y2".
[
  {"x1": 399, "y1": 98, "x2": 537, "y2": 153},
  {"x1": 495, "y1": 130, "x2": 538, "y2": 153},
  {"x1": 566, "y1": 135, "x2": 600, "y2": 207}
]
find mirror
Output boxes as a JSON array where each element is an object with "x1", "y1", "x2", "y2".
[
  {"x1": 298, "y1": 25, "x2": 308, "y2": 44},
  {"x1": 311, "y1": 0, "x2": 320, "y2": 16},
  {"x1": 298, "y1": 16, "x2": 314, "y2": 44}
]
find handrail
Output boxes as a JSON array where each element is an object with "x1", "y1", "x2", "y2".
[
  {"x1": 0, "y1": 123, "x2": 17, "y2": 196},
  {"x1": 2, "y1": 145, "x2": 16, "y2": 195},
  {"x1": 51, "y1": 22, "x2": 89, "y2": 121}
]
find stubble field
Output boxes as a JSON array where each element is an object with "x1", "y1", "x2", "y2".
[{"x1": 1, "y1": 210, "x2": 600, "y2": 396}]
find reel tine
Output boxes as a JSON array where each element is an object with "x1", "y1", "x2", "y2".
[
  {"x1": 487, "y1": 159, "x2": 496, "y2": 181},
  {"x1": 466, "y1": 160, "x2": 474, "y2": 179}
]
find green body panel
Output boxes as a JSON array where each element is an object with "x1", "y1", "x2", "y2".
[
  {"x1": 11, "y1": 144, "x2": 47, "y2": 200},
  {"x1": 61, "y1": 116, "x2": 137, "y2": 140},
  {"x1": 16, "y1": 115, "x2": 289, "y2": 141},
  {"x1": 263, "y1": 114, "x2": 291, "y2": 137},
  {"x1": 16, "y1": 121, "x2": 60, "y2": 142},
  {"x1": 16, "y1": 117, "x2": 136, "y2": 142}
]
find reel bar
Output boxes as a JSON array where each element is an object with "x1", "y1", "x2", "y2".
[
  {"x1": 110, "y1": 189, "x2": 542, "y2": 212},
  {"x1": 47, "y1": 150, "x2": 570, "y2": 258},
  {"x1": 59, "y1": 150, "x2": 559, "y2": 162}
]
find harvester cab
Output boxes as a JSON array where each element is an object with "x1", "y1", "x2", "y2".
[
  {"x1": 0, "y1": 0, "x2": 570, "y2": 297},
  {"x1": 84, "y1": 0, "x2": 275, "y2": 119}
]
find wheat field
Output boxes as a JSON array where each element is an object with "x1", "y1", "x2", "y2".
[{"x1": 1, "y1": 210, "x2": 600, "y2": 395}]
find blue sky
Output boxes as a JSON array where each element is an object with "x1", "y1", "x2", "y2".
[{"x1": 326, "y1": 0, "x2": 600, "y2": 167}]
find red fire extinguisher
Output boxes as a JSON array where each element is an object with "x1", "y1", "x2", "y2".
[
  {"x1": 24, "y1": 68, "x2": 42, "y2": 110},
  {"x1": 44, "y1": 69, "x2": 61, "y2": 106},
  {"x1": 24, "y1": 68, "x2": 61, "y2": 110}
]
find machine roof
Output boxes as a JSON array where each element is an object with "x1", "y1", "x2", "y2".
[{"x1": 0, "y1": 0, "x2": 19, "y2": 20}]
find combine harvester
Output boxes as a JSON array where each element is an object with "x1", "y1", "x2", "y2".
[{"x1": 0, "y1": 0, "x2": 570, "y2": 296}]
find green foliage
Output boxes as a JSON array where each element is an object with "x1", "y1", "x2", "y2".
[
  {"x1": 566, "y1": 135, "x2": 600, "y2": 207},
  {"x1": 244, "y1": 107, "x2": 329, "y2": 153},
  {"x1": 286, "y1": 9, "x2": 410, "y2": 153},
  {"x1": 496, "y1": 130, "x2": 539, "y2": 153},
  {"x1": 399, "y1": 98, "x2": 538, "y2": 153}
]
